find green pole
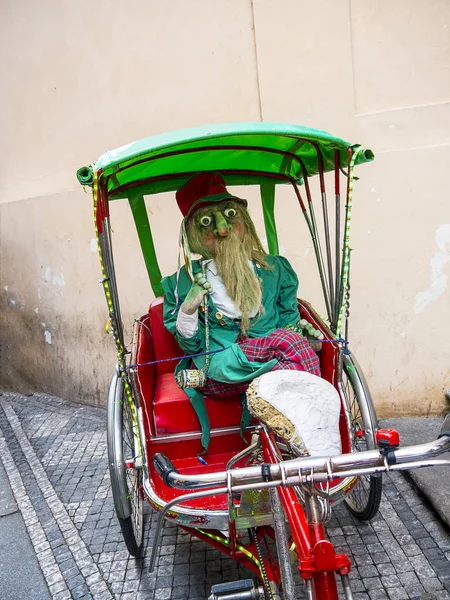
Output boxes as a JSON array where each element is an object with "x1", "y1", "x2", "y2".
[
  {"x1": 128, "y1": 193, "x2": 164, "y2": 297},
  {"x1": 260, "y1": 181, "x2": 279, "y2": 255}
]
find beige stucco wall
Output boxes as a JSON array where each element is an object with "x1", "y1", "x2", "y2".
[{"x1": 1, "y1": 0, "x2": 449, "y2": 415}]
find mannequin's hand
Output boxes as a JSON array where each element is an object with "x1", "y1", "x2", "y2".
[
  {"x1": 181, "y1": 273, "x2": 212, "y2": 315},
  {"x1": 309, "y1": 340, "x2": 323, "y2": 352},
  {"x1": 299, "y1": 319, "x2": 323, "y2": 352}
]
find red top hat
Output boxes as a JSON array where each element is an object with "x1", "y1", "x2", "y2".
[{"x1": 176, "y1": 172, "x2": 246, "y2": 219}]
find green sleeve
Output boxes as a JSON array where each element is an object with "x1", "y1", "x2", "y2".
[
  {"x1": 161, "y1": 272, "x2": 206, "y2": 355},
  {"x1": 275, "y1": 256, "x2": 301, "y2": 328}
]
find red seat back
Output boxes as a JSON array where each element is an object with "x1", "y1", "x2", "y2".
[
  {"x1": 147, "y1": 297, "x2": 243, "y2": 435},
  {"x1": 132, "y1": 313, "x2": 156, "y2": 436},
  {"x1": 149, "y1": 298, "x2": 184, "y2": 376}
]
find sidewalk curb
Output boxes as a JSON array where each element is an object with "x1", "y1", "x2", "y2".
[{"x1": 380, "y1": 417, "x2": 450, "y2": 529}]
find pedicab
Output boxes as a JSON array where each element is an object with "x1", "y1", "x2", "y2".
[{"x1": 77, "y1": 122, "x2": 450, "y2": 599}]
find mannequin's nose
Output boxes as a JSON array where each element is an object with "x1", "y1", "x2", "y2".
[{"x1": 213, "y1": 212, "x2": 231, "y2": 237}]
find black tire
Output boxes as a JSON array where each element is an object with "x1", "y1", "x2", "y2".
[
  {"x1": 342, "y1": 355, "x2": 382, "y2": 521},
  {"x1": 118, "y1": 515, "x2": 142, "y2": 557},
  {"x1": 107, "y1": 373, "x2": 144, "y2": 556}
]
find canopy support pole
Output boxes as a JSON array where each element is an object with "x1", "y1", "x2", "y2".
[
  {"x1": 128, "y1": 193, "x2": 164, "y2": 297},
  {"x1": 334, "y1": 150, "x2": 341, "y2": 328},
  {"x1": 312, "y1": 144, "x2": 335, "y2": 319},
  {"x1": 291, "y1": 181, "x2": 332, "y2": 322},
  {"x1": 260, "y1": 181, "x2": 279, "y2": 255}
]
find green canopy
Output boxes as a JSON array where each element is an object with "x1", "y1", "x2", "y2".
[
  {"x1": 79, "y1": 122, "x2": 374, "y2": 298},
  {"x1": 80, "y1": 122, "x2": 373, "y2": 200}
]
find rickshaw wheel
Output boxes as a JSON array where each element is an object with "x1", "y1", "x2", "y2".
[
  {"x1": 107, "y1": 372, "x2": 144, "y2": 556},
  {"x1": 341, "y1": 354, "x2": 382, "y2": 521}
]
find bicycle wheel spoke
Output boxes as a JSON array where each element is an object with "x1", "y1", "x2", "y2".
[
  {"x1": 342, "y1": 359, "x2": 382, "y2": 520},
  {"x1": 107, "y1": 375, "x2": 144, "y2": 557},
  {"x1": 122, "y1": 398, "x2": 143, "y2": 545}
]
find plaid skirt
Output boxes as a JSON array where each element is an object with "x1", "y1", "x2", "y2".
[{"x1": 198, "y1": 329, "x2": 321, "y2": 397}]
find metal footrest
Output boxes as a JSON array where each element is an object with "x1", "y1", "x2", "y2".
[{"x1": 208, "y1": 579, "x2": 264, "y2": 600}]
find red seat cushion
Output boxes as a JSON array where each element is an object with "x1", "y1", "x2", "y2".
[{"x1": 153, "y1": 373, "x2": 243, "y2": 435}]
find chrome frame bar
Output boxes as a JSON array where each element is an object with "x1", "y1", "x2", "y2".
[
  {"x1": 321, "y1": 189, "x2": 335, "y2": 313},
  {"x1": 153, "y1": 436, "x2": 450, "y2": 491},
  {"x1": 270, "y1": 487, "x2": 296, "y2": 599},
  {"x1": 149, "y1": 436, "x2": 450, "y2": 572},
  {"x1": 151, "y1": 425, "x2": 256, "y2": 445},
  {"x1": 341, "y1": 353, "x2": 378, "y2": 450},
  {"x1": 334, "y1": 182, "x2": 341, "y2": 327},
  {"x1": 341, "y1": 573, "x2": 353, "y2": 600},
  {"x1": 99, "y1": 218, "x2": 125, "y2": 348},
  {"x1": 307, "y1": 199, "x2": 332, "y2": 321}
]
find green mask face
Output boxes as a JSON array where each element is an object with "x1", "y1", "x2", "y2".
[
  {"x1": 185, "y1": 201, "x2": 272, "y2": 335},
  {"x1": 187, "y1": 201, "x2": 246, "y2": 258}
]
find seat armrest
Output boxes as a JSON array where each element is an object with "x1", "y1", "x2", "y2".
[{"x1": 131, "y1": 314, "x2": 156, "y2": 436}]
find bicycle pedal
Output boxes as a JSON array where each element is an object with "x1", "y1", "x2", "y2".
[{"x1": 209, "y1": 578, "x2": 264, "y2": 599}]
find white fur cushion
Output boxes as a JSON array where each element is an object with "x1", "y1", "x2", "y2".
[{"x1": 250, "y1": 370, "x2": 342, "y2": 457}]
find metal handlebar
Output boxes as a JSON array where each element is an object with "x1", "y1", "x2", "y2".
[
  {"x1": 153, "y1": 422, "x2": 450, "y2": 492},
  {"x1": 149, "y1": 420, "x2": 450, "y2": 574}
]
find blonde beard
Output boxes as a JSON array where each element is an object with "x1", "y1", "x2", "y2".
[
  {"x1": 186, "y1": 203, "x2": 271, "y2": 335},
  {"x1": 213, "y1": 229, "x2": 262, "y2": 335}
]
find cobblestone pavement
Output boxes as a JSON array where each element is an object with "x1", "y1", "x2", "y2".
[{"x1": 0, "y1": 391, "x2": 449, "y2": 600}]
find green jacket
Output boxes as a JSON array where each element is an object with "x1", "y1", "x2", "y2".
[{"x1": 161, "y1": 255, "x2": 301, "y2": 451}]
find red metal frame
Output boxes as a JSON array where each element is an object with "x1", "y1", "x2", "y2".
[
  {"x1": 106, "y1": 144, "x2": 306, "y2": 180},
  {"x1": 259, "y1": 429, "x2": 350, "y2": 599},
  {"x1": 183, "y1": 525, "x2": 280, "y2": 585},
  {"x1": 96, "y1": 170, "x2": 110, "y2": 233},
  {"x1": 144, "y1": 422, "x2": 352, "y2": 599},
  {"x1": 334, "y1": 149, "x2": 341, "y2": 196},
  {"x1": 109, "y1": 168, "x2": 295, "y2": 199},
  {"x1": 127, "y1": 260, "x2": 355, "y2": 598}
]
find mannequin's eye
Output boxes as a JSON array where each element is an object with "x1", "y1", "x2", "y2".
[
  {"x1": 200, "y1": 215, "x2": 212, "y2": 227},
  {"x1": 224, "y1": 208, "x2": 237, "y2": 218}
]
